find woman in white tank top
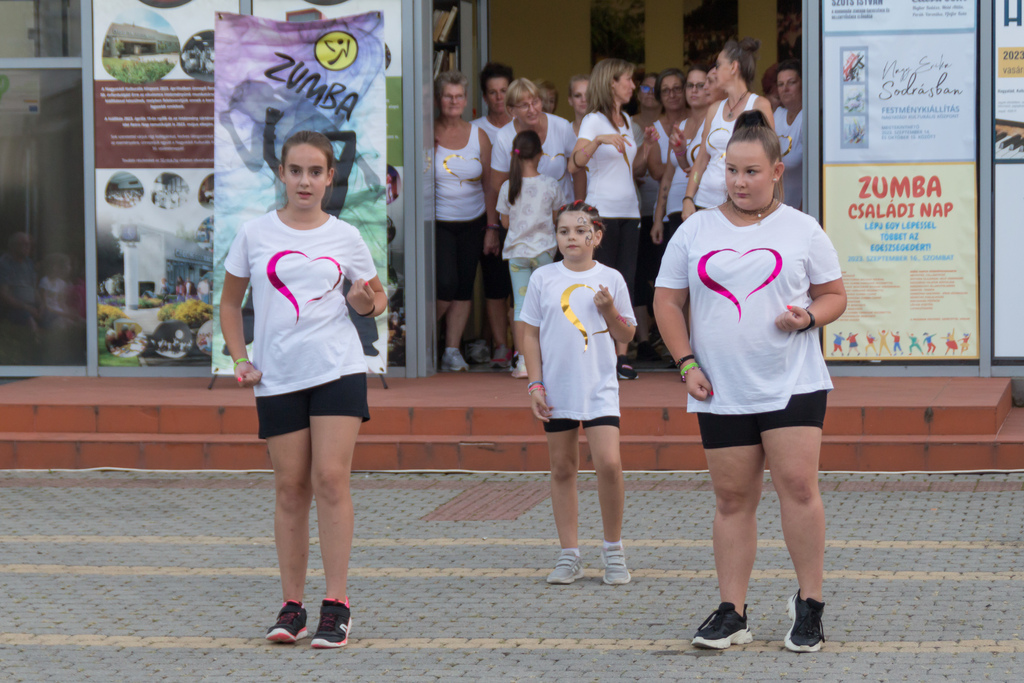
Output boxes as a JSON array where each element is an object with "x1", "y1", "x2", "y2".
[{"x1": 682, "y1": 38, "x2": 775, "y2": 220}]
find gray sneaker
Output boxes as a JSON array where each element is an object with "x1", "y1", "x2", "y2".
[
  {"x1": 601, "y1": 546, "x2": 631, "y2": 585},
  {"x1": 546, "y1": 550, "x2": 584, "y2": 584},
  {"x1": 440, "y1": 347, "x2": 469, "y2": 372}
]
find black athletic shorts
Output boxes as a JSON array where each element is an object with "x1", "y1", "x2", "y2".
[
  {"x1": 543, "y1": 415, "x2": 620, "y2": 433},
  {"x1": 255, "y1": 373, "x2": 370, "y2": 439},
  {"x1": 696, "y1": 390, "x2": 828, "y2": 450}
]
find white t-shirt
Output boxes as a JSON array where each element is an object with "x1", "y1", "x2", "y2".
[
  {"x1": 434, "y1": 124, "x2": 486, "y2": 221},
  {"x1": 492, "y1": 113, "x2": 577, "y2": 202},
  {"x1": 655, "y1": 205, "x2": 841, "y2": 414},
  {"x1": 695, "y1": 95, "x2": 759, "y2": 208},
  {"x1": 634, "y1": 119, "x2": 668, "y2": 217},
  {"x1": 224, "y1": 211, "x2": 378, "y2": 397},
  {"x1": 39, "y1": 277, "x2": 69, "y2": 314},
  {"x1": 775, "y1": 107, "x2": 804, "y2": 208},
  {"x1": 520, "y1": 261, "x2": 635, "y2": 420},
  {"x1": 496, "y1": 175, "x2": 565, "y2": 260},
  {"x1": 578, "y1": 111, "x2": 640, "y2": 219},
  {"x1": 471, "y1": 115, "x2": 504, "y2": 145},
  {"x1": 664, "y1": 120, "x2": 702, "y2": 219}
]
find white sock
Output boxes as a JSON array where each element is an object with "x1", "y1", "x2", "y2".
[
  {"x1": 603, "y1": 540, "x2": 623, "y2": 550},
  {"x1": 562, "y1": 547, "x2": 580, "y2": 557}
]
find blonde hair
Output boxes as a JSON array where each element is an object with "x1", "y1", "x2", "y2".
[
  {"x1": 505, "y1": 78, "x2": 542, "y2": 110},
  {"x1": 586, "y1": 58, "x2": 634, "y2": 121}
]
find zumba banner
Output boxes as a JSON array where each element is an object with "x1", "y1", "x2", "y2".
[
  {"x1": 93, "y1": 0, "x2": 236, "y2": 368},
  {"x1": 821, "y1": 0, "x2": 979, "y2": 361},
  {"x1": 211, "y1": 11, "x2": 388, "y2": 375}
]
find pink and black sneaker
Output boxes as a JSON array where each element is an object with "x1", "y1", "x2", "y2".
[
  {"x1": 311, "y1": 600, "x2": 352, "y2": 649},
  {"x1": 265, "y1": 601, "x2": 307, "y2": 643}
]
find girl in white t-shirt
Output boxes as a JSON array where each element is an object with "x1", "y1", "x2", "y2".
[
  {"x1": 221, "y1": 131, "x2": 386, "y2": 650},
  {"x1": 496, "y1": 130, "x2": 566, "y2": 379},
  {"x1": 654, "y1": 112, "x2": 847, "y2": 654},
  {"x1": 519, "y1": 200, "x2": 637, "y2": 587}
]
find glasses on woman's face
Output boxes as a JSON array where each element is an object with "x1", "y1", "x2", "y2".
[
  {"x1": 441, "y1": 93, "x2": 466, "y2": 102},
  {"x1": 661, "y1": 86, "x2": 684, "y2": 96},
  {"x1": 686, "y1": 82, "x2": 706, "y2": 91},
  {"x1": 639, "y1": 84, "x2": 653, "y2": 94},
  {"x1": 512, "y1": 98, "x2": 541, "y2": 113}
]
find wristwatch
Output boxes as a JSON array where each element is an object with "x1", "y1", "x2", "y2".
[{"x1": 799, "y1": 311, "x2": 816, "y2": 332}]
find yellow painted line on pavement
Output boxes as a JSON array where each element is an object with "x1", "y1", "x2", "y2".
[
  {"x1": 0, "y1": 632, "x2": 1022, "y2": 654},
  {"x1": 1, "y1": 536, "x2": 1022, "y2": 551},
  {"x1": 1, "y1": 564, "x2": 1022, "y2": 582}
]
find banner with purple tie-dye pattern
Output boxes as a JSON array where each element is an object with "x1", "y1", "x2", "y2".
[{"x1": 211, "y1": 11, "x2": 387, "y2": 375}]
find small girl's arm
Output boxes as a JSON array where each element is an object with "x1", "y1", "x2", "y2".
[{"x1": 594, "y1": 285, "x2": 635, "y2": 344}]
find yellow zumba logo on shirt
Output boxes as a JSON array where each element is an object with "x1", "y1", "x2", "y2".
[{"x1": 315, "y1": 31, "x2": 358, "y2": 71}]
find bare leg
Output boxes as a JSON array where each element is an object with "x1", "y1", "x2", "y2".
[
  {"x1": 437, "y1": 299, "x2": 451, "y2": 321},
  {"x1": 634, "y1": 307, "x2": 651, "y2": 343},
  {"x1": 547, "y1": 429, "x2": 580, "y2": 548},
  {"x1": 706, "y1": 445, "x2": 765, "y2": 611},
  {"x1": 309, "y1": 415, "x2": 362, "y2": 600},
  {"x1": 486, "y1": 297, "x2": 509, "y2": 349},
  {"x1": 512, "y1": 320, "x2": 525, "y2": 357},
  {"x1": 444, "y1": 300, "x2": 472, "y2": 350},
  {"x1": 583, "y1": 424, "x2": 624, "y2": 542},
  {"x1": 763, "y1": 426, "x2": 825, "y2": 602},
  {"x1": 267, "y1": 428, "x2": 313, "y2": 603}
]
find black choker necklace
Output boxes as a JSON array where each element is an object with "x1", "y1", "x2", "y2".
[{"x1": 730, "y1": 198, "x2": 776, "y2": 219}]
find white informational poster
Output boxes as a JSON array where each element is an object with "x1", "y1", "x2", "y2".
[
  {"x1": 994, "y1": 2, "x2": 1024, "y2": 358},
  {"x1": 821, "y1": 1, "x2": 979, "y2": 362},
  {"x1": 823, "y1": 0, "x2": 975, "y2": 33}
]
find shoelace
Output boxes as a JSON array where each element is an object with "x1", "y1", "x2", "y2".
[
  {"x1": 793, "y1": 606, "x2": 826, "y2": 643},
  {"x1": 277, "y1": 609, "x2": 301, "y2": 625},
  {"x1": 318, "y1": 612, "x2": 339, "y2": 632},
  {"x1": 697, "y1": 607, "x2": 728, "y2": 633}
]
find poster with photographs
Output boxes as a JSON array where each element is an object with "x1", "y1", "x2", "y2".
[
  {"x1": 252, "y1": 0, "x2": 406, "y2": 368},
  {"x1": 93, "y1": 0, "x2": 237, "y2": 367}
]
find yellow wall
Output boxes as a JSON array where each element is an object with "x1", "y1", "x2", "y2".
[
  {"x1": 644, "y1": 0, "x2": 685, "y2": 74},
  {"x1": 488, "y1": 0, "x2": 784, "y2": 112},
  {"x1": 489, "y1": 0, "x2": 592, "y2": 120},
  {"x1": 738, "y1": 0, "x2": 778, "y2": 97}
]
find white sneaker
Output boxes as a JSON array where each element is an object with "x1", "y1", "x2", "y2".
[
  {"x1": 441, "y1": 347, "x2": 469, "y2": 372},
  {"x1": 510, "y1": 354, "x2": 528, "y2": 378},
  {"x1": 600, "y1": 546, "x2": 631, "y2": 585},
  {"x1": 491, "y1": 344, "x2": 512, "y2": 368},
  {"x1": 546, "y1": 550, "x2": 584, "y2": 584},
  {"x1": 466, "y1": 339, "x2": 490, "y2": 364}
]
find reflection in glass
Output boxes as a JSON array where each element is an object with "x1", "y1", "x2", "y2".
[
  {"x1": 0, "y1": 70, "x2": 85, "y2": 366},
  {"x1": 0, "y1": 0, "x2": 82, "y2": 57}
]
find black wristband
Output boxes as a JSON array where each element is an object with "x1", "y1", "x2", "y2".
[
  {"x1": 355, "y1": 303, "x2": 376, "y2": 317},
  {"x1": 674, "y1": 354, "x2": 695, "y2": 368},
  {"x1": 799, "y1": 311, "x2": 816, "y2": 332}
]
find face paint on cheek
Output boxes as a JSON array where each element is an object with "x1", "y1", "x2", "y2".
[{"x1": 585, "y1": 230, "x2": 594, "y2": 246}]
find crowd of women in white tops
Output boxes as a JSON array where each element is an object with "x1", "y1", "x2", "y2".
[
  {"x1": 218, "y1": 35, "x2": 840, "y2": 655},
  {"x1": 433, "y1": 38, "x2": 805, "y2": 383}
]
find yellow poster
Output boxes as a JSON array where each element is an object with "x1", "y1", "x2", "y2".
[{"x1": 822, "y1": 162, "x2": 978, "y2": 360}]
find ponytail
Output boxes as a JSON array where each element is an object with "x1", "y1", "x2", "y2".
[{"x1": 507, "y1": 130, "x2": 542, "y2": 205}]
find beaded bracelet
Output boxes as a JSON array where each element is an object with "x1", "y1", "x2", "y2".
[
  {"x1": 527, "y1": 381, "x2": 545, "y2": 396},
  {"x1": 233, "y1": 358, "x2": 250, "y2": 369},
  {"x1": 679, "y1": 361, "x2": 700, "y2": 381},
  {"x1": 674, "y1": 354, "x2": 695, "y2": 369}
]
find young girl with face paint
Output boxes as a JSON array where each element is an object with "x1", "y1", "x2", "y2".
[
  {"x1": 220, "y1": 130, "x2": 387, "y2": 650},
  {"x1": 518, "y1": 200, "x2": 637, "y2": 586},
  {"x1": 654, "y1": 112, "x2": 847, "y2": 653}
]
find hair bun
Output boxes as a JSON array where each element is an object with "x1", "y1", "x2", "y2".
[{"x1": 739, "y1": 37, "x2": 761, "y2": 54}]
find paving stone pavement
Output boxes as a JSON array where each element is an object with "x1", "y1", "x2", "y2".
[{"x1": 1, "y1": 470, "x2": 1023, "y2": 681}]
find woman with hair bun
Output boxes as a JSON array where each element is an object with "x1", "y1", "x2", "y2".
[
  {"x1": 655, "y1": 111, "x2": 846, "y2": 653},
  {"x1": 682, "y1": 38, "x2": 775, "y2": 220}
]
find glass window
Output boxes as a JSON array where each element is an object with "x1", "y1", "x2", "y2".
[
  {"x1": 0, "y1": 69, "x2": 85, "y2": 366},
  {"x1": 0, "y1": 0, "x2": 82, "y2": 58}
]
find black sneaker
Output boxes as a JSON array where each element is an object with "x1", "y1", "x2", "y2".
[
  {"x1": 785, "y1": 591, "x2": 825, "y2": 652},
  {"x1": 311, "y1": 600, "x2": 352, "y2": 649},
  {"x1": 691, "y1": 602, "x2": 753, "y2": 649},
  {"x1": 265, "y1": 601, "x2": 307, "y2": 643},
  {"x1": 635, "y1": 340, "x2": 663, "y2": 362},
  {"x1": 617, "y1": 355, "x2": 639, "y2": 380}
]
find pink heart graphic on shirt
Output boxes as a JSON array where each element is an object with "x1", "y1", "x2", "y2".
[
  {"x1": 267, "y1": 250, "x2": 343, "y2": 323},
  {"x1": 697, "y1": 248, "x2": 783, "y2": 321}
]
